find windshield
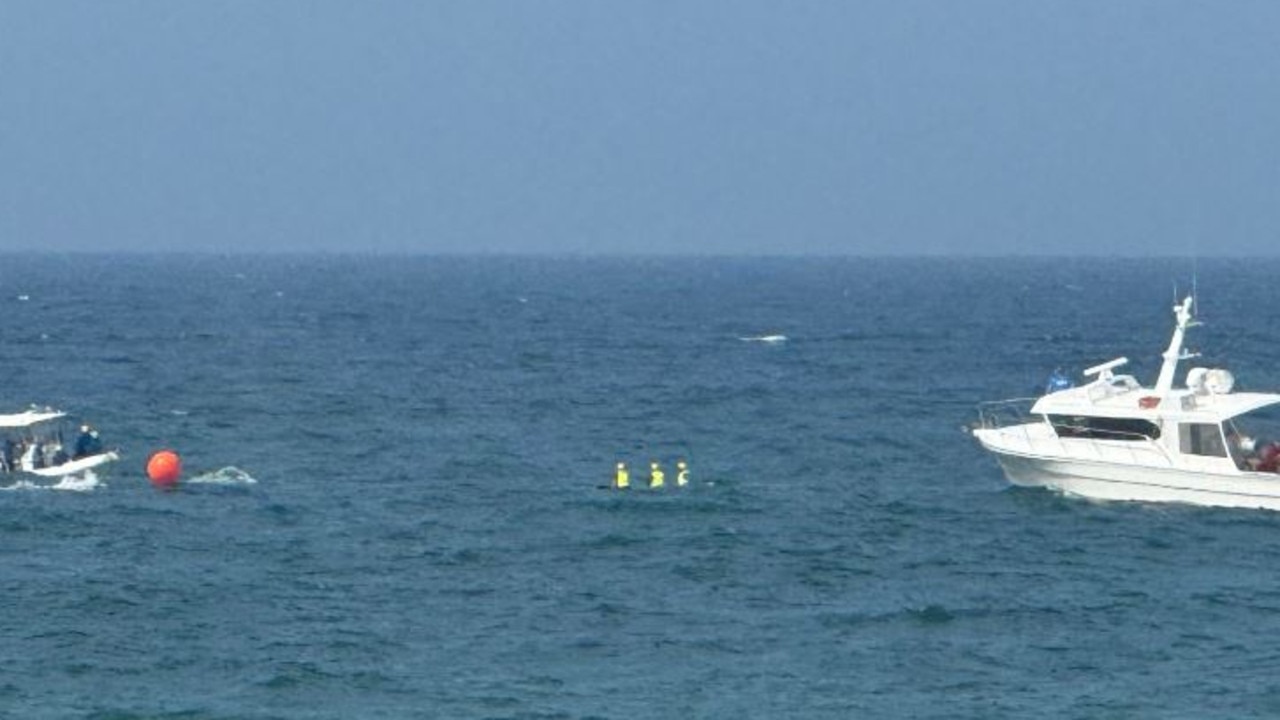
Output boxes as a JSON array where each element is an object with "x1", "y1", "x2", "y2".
[
  {"x1": 1223, "y1": 404, "x2": 1280, "y2": 472},
  {"x1": 1226, "y1": 404, "x2": 1280, "y2": 451}
]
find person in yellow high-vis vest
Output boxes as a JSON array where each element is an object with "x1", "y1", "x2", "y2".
[{"x1": 648, "y1": 461, "x2": 665, "y2": 489}]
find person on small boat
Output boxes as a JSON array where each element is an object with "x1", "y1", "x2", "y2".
[
  {"x1": 0, "y1": 439, "x2": 13, "y2": 472},
  {"x1": 21, "y1": 442, "x2": 42, "y2": 470},
  {"x1": 613, "y1": 462, "x2": 630, "y2": 490},
  {"x1": 676, "y1": 460, "x2": 689, "y2": 487},
  {"x1": 74, "y1": 425, "x2": 103, "y2": 459},
  {"x1": 47, "y1": 443, "x2": 68, "y2": 467},
  {"x1": 649, "y1": 461, "x2": 665, "y2": 489}
]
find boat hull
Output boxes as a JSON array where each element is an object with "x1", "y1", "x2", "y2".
[
  {"x1": 984, "y1": 445, "x2": 1280, "y2": 511},
  {"x1": 6, "y1": 450, "x2": 120, "y2": 484},
  {"x1": 22, "y1": 451, "x2": 119, "y2": 479}
]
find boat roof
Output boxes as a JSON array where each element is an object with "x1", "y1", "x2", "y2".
[
  {"x1": 0, "y1": 409, "x2": 67, "y2": 429},
  {"x1": 1031, "y1": 376, "x2": 1280, "y2": 423},
  {"x1": 1020, "y1": 296, "x2": 1280, "y2": 425}
]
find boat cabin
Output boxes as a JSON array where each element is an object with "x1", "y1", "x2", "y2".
[{"x1": 1029, "y1": 358, "x2": 1280, "y2": 475}]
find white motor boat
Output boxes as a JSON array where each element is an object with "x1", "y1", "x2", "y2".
[
  {"x1": 972, "y1": 296, "x2": 1280, "y2": 511},
  {"x1": 0, "y1": 407, "x2": 119, "y2": 481}
]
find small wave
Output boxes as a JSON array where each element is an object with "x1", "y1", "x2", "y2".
[
  {"x1": 907, "y1": 603, "x2": 955, "y2": 624},
  {"x1": 188, "y1": 466, "x2": 258, "y2": 486},
  {"x1": 739, "y1": 334, "x2": 788, "y2": 344}
]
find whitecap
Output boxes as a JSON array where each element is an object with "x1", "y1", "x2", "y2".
[
  {"x1": 738, "y1": 334, "x2": 788, "y2": 344},
  {"x1": 188, "y1": 466, "x2": 258, "y2": 486}
]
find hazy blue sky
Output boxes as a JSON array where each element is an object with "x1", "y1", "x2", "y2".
[{"x1": 3, "y1": 2, "x2": 1278, "y2": 255}]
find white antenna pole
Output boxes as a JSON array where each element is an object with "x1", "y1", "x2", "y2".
[{"x1": 1154, "y1": 296, "x2": 1195, "y2": 394}]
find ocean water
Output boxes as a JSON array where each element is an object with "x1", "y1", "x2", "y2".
[{"x1": 4, "y1": 254, "x2": 1280, "y2": 719}]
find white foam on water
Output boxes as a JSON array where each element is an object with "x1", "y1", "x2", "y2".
[
  {"x1": 188, "y1": 466, "x2": 258, "y2": 486},
  {"x1": 52, "y1": 470, "x2": 102, "y2": 492},
  {"x1": 738, "y1": 334, "x2": 788, "y2": 344}
]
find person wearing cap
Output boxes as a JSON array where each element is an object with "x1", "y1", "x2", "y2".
[
  {"x1": 74, "y1": 424, "x2": 102, "y2": 459},
  {"x1": 613, "y1": 462, "x2": 630, "y2": 490},
  {"x1": 676, "y1": 460, "x2": 689, "y2": 487},
  {"x1": 649, "y1": 461, "x2": 665, "y2": 489}
]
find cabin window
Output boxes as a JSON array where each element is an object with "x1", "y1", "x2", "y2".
[
  {"x1": 1047, "y1": 415, "x2": 1161, "y2": 441},
  {"x1": 1180, "y1": 423, "x2": 1227, "y2": 457}
]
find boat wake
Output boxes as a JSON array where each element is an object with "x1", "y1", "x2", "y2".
[
  {"x1": 188, "y1": 466, "x2": 258, "y2": 486},
  {"x1": 53, "y1": 470, "x2": 102, "y2": 492},
  {"x1": 738, "y1": 334, "x2": 788, "y2": 344}
]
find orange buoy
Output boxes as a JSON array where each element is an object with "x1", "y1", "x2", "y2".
[{"x1": 146, "y1": 450, "x2": 182, "y2": 488}]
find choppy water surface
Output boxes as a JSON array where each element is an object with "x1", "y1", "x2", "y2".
[{"x1": 4, "y1": 255, "x2": 1280, "y2": 718}]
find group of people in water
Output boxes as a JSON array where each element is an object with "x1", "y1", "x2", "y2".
[
  {"x1": 612, "y1": 459, "x2": 689, "y2": 490},
  {"x1": 0, "y1": 424, "x2": 104, "y2": 473}
]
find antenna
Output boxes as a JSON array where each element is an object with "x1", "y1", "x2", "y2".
[
  {"x1": 1189, "y1": 236, "x2": 1200, "y2": 320},
  {"x1": 1155, "y1": 296, "x2": 1196, "y2": 393},
  {"x1": 1192, "y1": 272, "x2": 1199, "y2": 320}
]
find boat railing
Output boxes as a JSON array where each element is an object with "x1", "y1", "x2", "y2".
[
  {"x1": 976, "y1": 399, "x2": 1176, "y2": 467},
  {"x1": 1069, "y1": 429, "x2": 1174, "y2": 467},
  {"x1": 1049, "y1": 421, "x2": 1175, "y2": 465},
  {"x1": 976, "y1": 398, "x2": 1039, "y2": 430}
]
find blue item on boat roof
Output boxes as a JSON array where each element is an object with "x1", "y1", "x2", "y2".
[{"x1": 1045, "y1": 369, "x2": 1073, "y2": 394}]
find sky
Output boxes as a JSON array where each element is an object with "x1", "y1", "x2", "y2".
[{"x1": 2, "y1": 1, "x2": 1279, "y2": 256}]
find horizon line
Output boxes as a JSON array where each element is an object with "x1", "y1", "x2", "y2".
[{"x1": 0, "y1": 249, "x2": 1273, "y2": 260}]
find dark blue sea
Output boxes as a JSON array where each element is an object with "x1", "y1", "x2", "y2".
[{"x1": 5, "y1": 255, "x2": 1280, "y2": 719}]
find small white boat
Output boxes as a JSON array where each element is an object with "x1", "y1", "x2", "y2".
[
  {"x1": 0, "y1": 407, "x2": 119, "y2": 481},
  {"x1": 971, "y1": 295, "x2": 1280, "y2": 511}
]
